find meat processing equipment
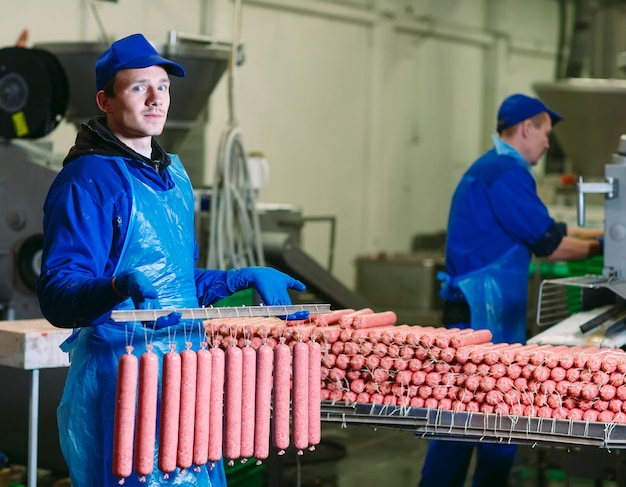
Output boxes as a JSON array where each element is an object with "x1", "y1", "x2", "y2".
[
  {"x1": 530, "y1": 0, "x2": 626, "y2": 349},
  {"x1": 532, "y1": 136, "x2": 626, "y2": 348},
  {"x1": 0, "y1": 45, "x2": 67, "y2": 320}
]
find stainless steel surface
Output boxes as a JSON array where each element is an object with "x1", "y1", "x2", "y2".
[
  {"x1": 535, "y1": 145, "x2": 626, "y2": 344},
  {"x1": 533, "y1": 79, "x2": 626, "y2": 179},
  {"x1": 577, "y1": 176, "x2": 616, "y2": 226},
  {"x1": 36, "y1": 36, "x2": 230, "y2": 151},
  {"x1": 530, "y1": 303, "x2": 626, "y2": 348},
  {"x1": 110, "y1": 303, "x2": 331, "y2": 322}
]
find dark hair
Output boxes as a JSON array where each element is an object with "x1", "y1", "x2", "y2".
[{"x1": 101, "y1": 75, "x2": 116, "y2": 97}]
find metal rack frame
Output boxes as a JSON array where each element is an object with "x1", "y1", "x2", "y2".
[
  {"x1": 321, "y1": 402, "x2": 626, "y2": 449},
  {"x1": 110, "y1": 303, "x2": 331, "y2": 322}
]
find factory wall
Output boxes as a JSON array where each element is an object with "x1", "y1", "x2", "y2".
[{"x1": 0, "y1": 0, "x2": 561, "y2": 290}]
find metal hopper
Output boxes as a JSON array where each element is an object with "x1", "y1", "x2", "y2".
[
  {"x1": 36, "y1": 34, "x2": 230, "y2": 151},
  {"x1": 534, "y1": 78, "x2": 626, "y2": 179}
]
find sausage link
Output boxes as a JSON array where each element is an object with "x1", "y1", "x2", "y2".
[
  {"x1": 254, "y1": 344, "x2": 274, "y2": 461},
  {"x1": 192, "y1": 348, "x2": 212, "y2": 467},
  {"x1": 240, "y1": 346, "x2": 257, "y2": 459},
  {"x1": 449, "y1": 329, "x2": 493, "y2": 349},
  {"x1": 352, "y1": 311, "x2": 397, "y2": 330},
  {"x1": 113, "y1": 350, "x2": 139, "y2": 481},
  {"x1": 314, "y1": 308, "x2": 355, "y2": 326},
  {"x1": 224, "y1": 346, "x2": 243, "y2": 462},
  {"x1": 308, "y1": 341, "x2": 322, "y2": 449},
  {"x1": 134, "y1": 350, "x2": 159, "y2": 479},
  {"x1": 158, "y1": 350, "x2": 181, "y2": 476},
  {"x1": 292, "y1": 341, "x2": 309, "y2": 452},
  {"x1": 176, "y1": 348, "x2": 197, "y2": 470},
  {"x1": 272, "y1": 342, "x2": 291, "y2": 454},
  {"x1": 208, "y1": 347, "x2": 225, "y2": 463}
]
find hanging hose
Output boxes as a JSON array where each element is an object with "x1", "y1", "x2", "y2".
[{"x1": 207, "y1": 0, "x2": 265, "y2": 270}]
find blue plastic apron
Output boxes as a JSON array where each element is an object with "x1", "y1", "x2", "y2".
[
  {"x1": 57, "y1": 156, "x2": 226, "y2": 487},
  {"x1": 420, "y1": 245, "x2": 529, "y2": 487},
  {"x1": 440, "y1": 243, "x2": 530, "y2": 345}
]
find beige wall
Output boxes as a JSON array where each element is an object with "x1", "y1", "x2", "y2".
[{"x1": 0, "y1": 0, "x2": 561, "y2": 289}]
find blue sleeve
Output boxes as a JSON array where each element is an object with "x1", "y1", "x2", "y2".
[
  {"x1": 36, "y1": 160, "x2": 130, "y2": 328},
  {"x1": 489, "y1": 166, "x2": 557, "y2": 250},
  {"x1": 530, "y1": 221, "x2": 567, "y2": 257}
]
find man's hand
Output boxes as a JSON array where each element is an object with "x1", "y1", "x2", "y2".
[
  {"x1": 226, "y1": 267, "x2": 306, "y2": 306},
  {"x1": 153, "y1": 312, "x2": 182, "y2": 329},
  {"x1": 113, "y1": 270, "x2": 158, "y2": 309}
]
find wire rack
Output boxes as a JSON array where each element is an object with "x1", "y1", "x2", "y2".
[{"x1": 536, "y1": 275, "x2": 612, "y2": 327}]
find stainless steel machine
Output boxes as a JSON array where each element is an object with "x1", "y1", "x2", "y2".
[
  {"x1": 529, "y1": 0, "x2": 626, "y2": 349},
  {"x1": 532, "y1": 136, "x2": 626, "y2": 348}
]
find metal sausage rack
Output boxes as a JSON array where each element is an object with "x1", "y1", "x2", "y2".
[
  {"x1": 320, "y1": 402, "x2": 626, "y2": 449},
  {"x1": 110, "y1": 304, "x2": 331, "y2": 322}
]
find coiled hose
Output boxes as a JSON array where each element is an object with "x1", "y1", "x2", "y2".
[{"x1": 207, "y1": 0, "x2": 265, "y2": 270}]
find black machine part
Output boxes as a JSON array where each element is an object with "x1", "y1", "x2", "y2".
[
  {"x1": 16, "y1": 233, "x2": 44, "y2": 292},
  {"x1": 0, "y1": 46, "x2": 68, "y2": 139}
]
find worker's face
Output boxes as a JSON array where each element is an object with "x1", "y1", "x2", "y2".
[
  {"x1": 97, "y1": 65, "x2": 171, "y2": 146},
  {"x1": 524, "y1": 114, "x2": 552, "y2": 165}
]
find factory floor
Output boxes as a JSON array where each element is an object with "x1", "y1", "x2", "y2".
[
  {"x1": 12, "y1": 423, "x2": 625, "y2": 487},
  {"x1": 272, "y1": 422, "x2": 624, "y2": 487}
]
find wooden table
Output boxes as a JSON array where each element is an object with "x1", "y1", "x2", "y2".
[{"x1": 0, "y1": 320, "x2": 71, "y2": 487}]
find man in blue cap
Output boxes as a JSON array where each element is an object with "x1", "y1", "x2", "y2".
[
  {"x1": 37, "y1": 33, "x2": 306, "y2": 486},
  {"x1": 418, "y1": 93, "x2": 604, "y2": 487}
]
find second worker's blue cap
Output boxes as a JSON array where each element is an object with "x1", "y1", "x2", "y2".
[{"x1": 497, "y1": 93, "x2": 564, "y2": 132}]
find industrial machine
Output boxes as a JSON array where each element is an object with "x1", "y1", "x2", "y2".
[
  {"x1": 528, "y1": 0, "x2": 626, "y2": 349},
  {"x1": 532, "y1": 135, "x2": 626, "y2": 348}
]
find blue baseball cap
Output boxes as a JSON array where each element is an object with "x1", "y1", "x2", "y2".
[
  {"x1": 95, "y1": 33, "x2": 186, "y2": 90},
  {"x1": 496, "y1": 93, "x2": 563, "y2": 132}
]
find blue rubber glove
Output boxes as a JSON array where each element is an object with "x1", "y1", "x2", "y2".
[
  {"x1": 113, "y1": 270, "x2": 159, "y2": 309},
  {"x1": 153, "y1": 312, "x2": 183, "y2": 329},
  {"x1": 226, "y1": 267, "x2": 306, "y2": 306}
]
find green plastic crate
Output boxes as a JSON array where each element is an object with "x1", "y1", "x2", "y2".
[
  {"x1": 224, "y1": 460, "x2": 265, "y2": 487},
  {"x1": 567, "y1": 255, "x2": 604, "y2": 277},
  {"x1": 528, "y1": 260, "x2": 570, "y2": 278},
  {"x1": 214, "y1": 288, "x2": 255, "y2": 307}
]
